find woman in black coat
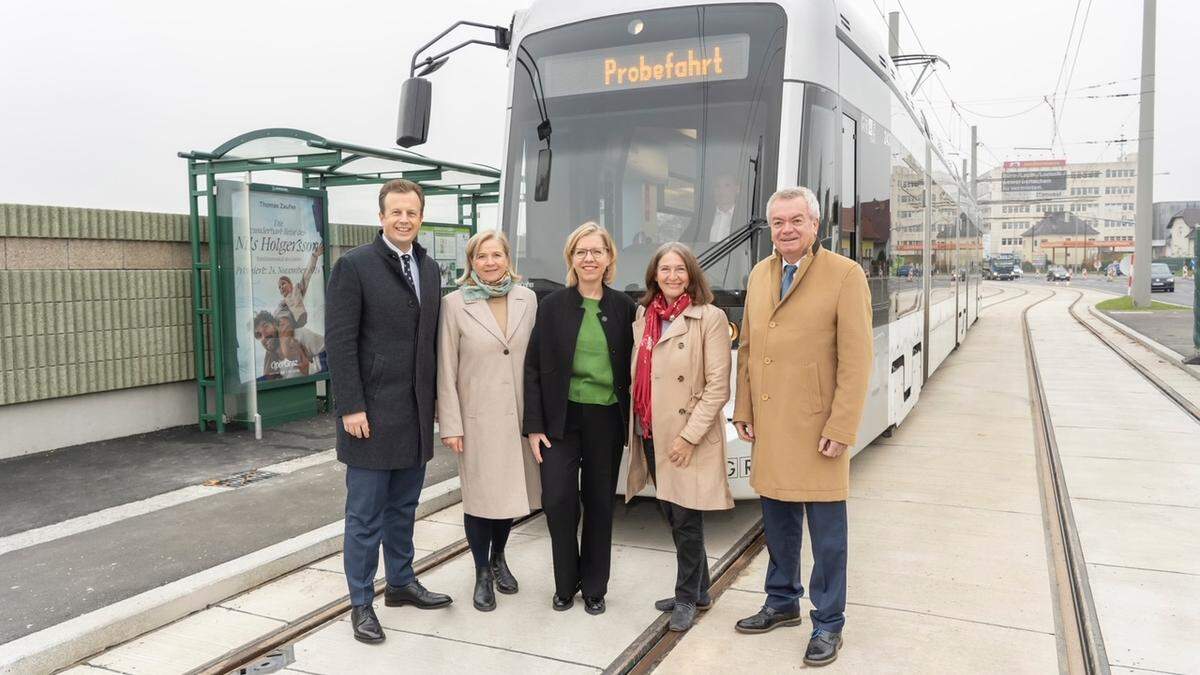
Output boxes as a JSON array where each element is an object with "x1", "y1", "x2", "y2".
[{"x1": 523, "y1": 222, "x2": 637, "y2": 616}]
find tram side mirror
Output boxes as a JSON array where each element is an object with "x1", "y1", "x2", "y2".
[
  {"x1": 396, "y1": 77, "x2": 432, "y2": 148},
  {"x1": 534, "y1": 147, "x2": 552, "y2": 202}
]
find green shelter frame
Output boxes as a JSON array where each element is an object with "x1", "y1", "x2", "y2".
[{"x1": 179, "y1": 128, "x2": 500, "y2": 432}]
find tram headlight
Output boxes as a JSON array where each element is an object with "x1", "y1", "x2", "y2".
[{"x1": 628, "y1": 18, "x2": 644, "y2": 35}]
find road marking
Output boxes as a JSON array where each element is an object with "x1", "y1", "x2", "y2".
[{"x1": 0, "y1": 449, "x2": 338, "y2": 558}]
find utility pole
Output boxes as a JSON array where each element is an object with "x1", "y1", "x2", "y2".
[
  {"x1": 889, "y1": 12, "x2": 900, "y2": 58},
  {"x1": 970, "y1": 126, "x2": 978, "y2": 205},
  {"x1": 1132, "y1": 0, "x2": 1156, "y2": 306}
]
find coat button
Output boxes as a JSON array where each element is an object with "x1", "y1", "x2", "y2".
[
  {"x1": 677, "y1": 342, "x2": 685, "y2": 349},
  {"x1": 678, "y1": 408, "x2": 687, "y2": 415},
  {"x1": 769, "y1": 321, "x2": 777, "y2": 328},
  {"x1": 764, "y1": 357, "x2": 772, "y2": 364},
  {"x1": 676, "y1": 375, "x2": 685, "y2": 382},
  {"x1": 601, "y1": 315, "x2": 608, "y2": 322},
  {"x1": 761, "y1": 394, "x2": 770, "y2": 401},
  {"x1": 408, "y1": 299, "x2": 416, "y2": 308},
  {"x1": 503, "y1": 349, "x2": 510, "y2": 355}
]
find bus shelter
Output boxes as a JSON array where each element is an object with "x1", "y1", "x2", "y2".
[{"x1": 179, "y1": 128, "x2": 499, "y2": 434}]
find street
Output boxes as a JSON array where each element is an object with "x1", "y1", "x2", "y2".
[{"x1": 1008, "y1": 274, "x2": 1195, "y2": 307}]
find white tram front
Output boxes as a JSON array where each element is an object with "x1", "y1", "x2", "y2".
[{"x1": 405, "y1": 0, "x2": 983, "y2": 499}]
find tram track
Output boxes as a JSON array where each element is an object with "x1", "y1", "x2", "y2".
[
  {"x1": 1021, "y1": 289, "x2": 1108, "y2": 675},
  {"x1": 980, "y1": 285, "x2": 1029, "y2": 311},
  {"x1": 190, "y1": 505, "x2": 768, "y2": 675},
  {"x1": 189, "y1": 511, "x2": 544, "y2": 675},
  {"x1": 1065, "y1": 290, "x2": 1200, "y2": 422}
]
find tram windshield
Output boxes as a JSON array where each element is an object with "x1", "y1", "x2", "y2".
[{"x1": 502, "y1": 4, "x2": 786, "y2": 294}]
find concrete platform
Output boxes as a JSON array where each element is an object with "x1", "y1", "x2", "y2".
[
  {"x1": 1028, "y1": 289, "x2": 1200, "y2": 675},
  {"x1": 659, "y1": 284, "x2": 1061, "y2": 673},
  {"x1": 48, "y1": 283, "x2": 1197, "y2": 674}
]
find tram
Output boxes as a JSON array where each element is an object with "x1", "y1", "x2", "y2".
[{"x1": 401, "y1": 0, "x2": 983, "y2": 499}]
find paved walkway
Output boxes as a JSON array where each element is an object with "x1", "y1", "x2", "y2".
[
  {"x1": 660, "y1": 285, "x2": 1060, "y2": 674},
  {"x1": 0, "y1": 413, "x2": 457, "y2": 647},
  {"x1": 1029, "y1": 288, "x2": 1200, "y2": 674}
]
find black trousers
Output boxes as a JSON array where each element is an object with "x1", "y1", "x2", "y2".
[
  {"x1": 540, "y1": 401, "x2": 623, "y2": 598},
  {"x1": 463, "y1": 514, "x2": 513, "y2": 570},
  {"x1": 643, "y1": 438, "x2": 710, "y2": 605}
]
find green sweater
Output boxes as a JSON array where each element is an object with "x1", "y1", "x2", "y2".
[{"x1": 568, "y1": 297, "x2": 618, "y2": 405}]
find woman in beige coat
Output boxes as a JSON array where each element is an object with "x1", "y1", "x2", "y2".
[
  {"x1": 626, "y1": 242, "x2": 733, "y2": 633},
  {"x1": 437, "y1": 230, "x2": 540, "y2": 612}
]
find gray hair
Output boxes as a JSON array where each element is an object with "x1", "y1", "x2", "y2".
[{"x1": 766, "y1": 186, "x2": 820, "y2": 221}]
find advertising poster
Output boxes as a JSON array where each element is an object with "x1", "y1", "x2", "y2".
[
  {"x1": 418, "y1": 223, "x2": 472, "y2": 289},
  {"x1": 230, "y1": 186, "x2": 328, "y2": 384}
]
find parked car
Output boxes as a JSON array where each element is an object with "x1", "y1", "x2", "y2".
[
  {"x1": 1011, "y1": 266, "x2": 1023, "y2": 279},
  {"x1": 1047, "y1": 266, "x2": 1071, "y2": 282},
  {"x1": 1150, "y1": 263, "x2": 1175, "y2": 292}
]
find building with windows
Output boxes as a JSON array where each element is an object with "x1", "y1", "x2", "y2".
[
  {"x1": 1166, "y1": 208, "x2": 1199, "y2": 258},
  {"x1": 978, "y1": 155, "x2": 1144, "y2": 263},
  {"x1": 1020, "y1": 212, "x2": 1107, "y2": 270}
]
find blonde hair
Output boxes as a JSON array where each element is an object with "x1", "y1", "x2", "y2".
[
  {"x1": 457, "y1": 229, "x2": 520, "y2": 286},
  {"x1": 563, "y1": 222, "x2": 617, "y2": 286}
]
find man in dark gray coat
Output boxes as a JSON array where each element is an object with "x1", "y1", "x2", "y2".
[{"x1": 326, "y1": 178, "x2": 451, "y2": 645}]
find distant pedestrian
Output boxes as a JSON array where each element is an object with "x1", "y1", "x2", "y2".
[
  {"x1": 731, "y1": 187, "x2": 873, "y2": 667},
  {"x1": 437, "y1": 230, "x2": 540, "y2": 612},
  {"x1": 326, "y1": 179, "x2": 451, "y2": 645}
]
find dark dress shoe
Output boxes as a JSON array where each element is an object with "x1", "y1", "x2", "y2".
[
  {"x1": 473, "y1": 567, "x2": 496, "y2": 612},
  {"x1": 583, "y1": 596, "x2": 606, "y2": 615},
  {"x1": 668, "y1": 602, "x2": 697, "y2": 632},
  {"x1": 490, "y1": 552, "x2": 519, "y2": 594},
  {"x1": 803, "y1": 629, "x2": 843, "y2": 666},
  {"x1": 654, "y1": 595, "x2": 712, "y2": 612},
  {"x1": 734, "y1": 606, "x2": 803, "y2": 634},
  {"x1": 551, "y1": 592, "x2": 575, "y2": 611},
  {"x1": 350, "y1": 604, "x2": 384, "y2": 644},
  {"x1": 384, "y1": 580, "x2": 452, "y2": 609}
]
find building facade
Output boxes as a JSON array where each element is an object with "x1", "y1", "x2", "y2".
[{"x1": 979, "y1": 155, "x2": 1143, "y2": 266}]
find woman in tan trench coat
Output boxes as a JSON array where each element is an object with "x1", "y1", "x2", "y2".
[
  {"x1": 437, "y1": 230, "x2": 540, "y2": 612},
  {"x1": 625, "y1": 242, "x2": 733, "y2": 633}
]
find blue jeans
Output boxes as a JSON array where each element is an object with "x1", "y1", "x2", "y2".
[
  {"x1": 760, "y1": 497, "x2": 848, "y2": 634},
  {"x1": 343, "y1": 464, "x2": 426, "y2": 606}
]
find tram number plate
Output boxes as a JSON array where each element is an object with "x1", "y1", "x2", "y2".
[{"x1": 726, "y1": 457, "x2": 752, "y2": 479}]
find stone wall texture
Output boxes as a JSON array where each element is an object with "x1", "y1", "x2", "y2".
[{"x1": 0, "y1": 203, "x2": 372, "y2": 407}]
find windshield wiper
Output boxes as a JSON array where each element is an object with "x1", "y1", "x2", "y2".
[{"x1": 697, "y1": 218, "x2": 767, "y2": 270}]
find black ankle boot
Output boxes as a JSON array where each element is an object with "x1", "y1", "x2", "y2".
[
  {"x1": 491, "y1": 551, "x2": 519, "y2": 594},
  {"x1": 473, "y1": 567, "x2": 496, "y2": 611}
]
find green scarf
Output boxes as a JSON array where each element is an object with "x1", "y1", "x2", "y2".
[{"x1": 461, "y1": 271, "x2": 514, "y2": 301}]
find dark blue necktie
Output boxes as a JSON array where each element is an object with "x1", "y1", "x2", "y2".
[
  {"x1": 781, "y1": 263, "x2": 798, "y2": 299},
  {"x1": 401, "y1": 253, "x2": 416, "y2": 290}
]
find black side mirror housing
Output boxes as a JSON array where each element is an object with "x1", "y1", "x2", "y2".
[
  {"x1": 397, "y1": 77, "x2": 432, "y2": 147},
  {"x1": 534, "y1": 147, "x2": 552, "y2": 202}
]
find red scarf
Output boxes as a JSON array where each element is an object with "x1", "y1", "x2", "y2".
[{"x1": 633, "y1": 292, "x2": 692, "y2": 438}]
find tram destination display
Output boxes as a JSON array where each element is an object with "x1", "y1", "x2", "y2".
[{"x1": 539, "y1": 33, "x2": 750, "y2": 98}]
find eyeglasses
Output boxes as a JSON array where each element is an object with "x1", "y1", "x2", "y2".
[{"x1": 572, "y1": 248, "x2": 608, "y2": 260}]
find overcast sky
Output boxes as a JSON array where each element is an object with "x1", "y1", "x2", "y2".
[{"x1": 1, "y1": 0, "x2": 1195, "y2": 225}]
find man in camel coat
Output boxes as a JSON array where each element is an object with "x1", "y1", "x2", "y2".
[{"x1": 731, "y1": 186, "x2": 873, "y2": 667}]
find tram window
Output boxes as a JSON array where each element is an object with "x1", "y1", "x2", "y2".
[
  {"x1": 889, "y1": 144, "x2": 924, "y2": 319},
  {"x1": 500, "y1": 4, "x2": 787, "y2": 294},
  {"x1": 840, "y1": 115, "x2": 857, "y2": 261},
  {"x1": 855, "y1": 113, "x2": 892, "y2": 326},
  {"x1": 798, "y1": 85, "x2": 840, "y2": 250}
]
